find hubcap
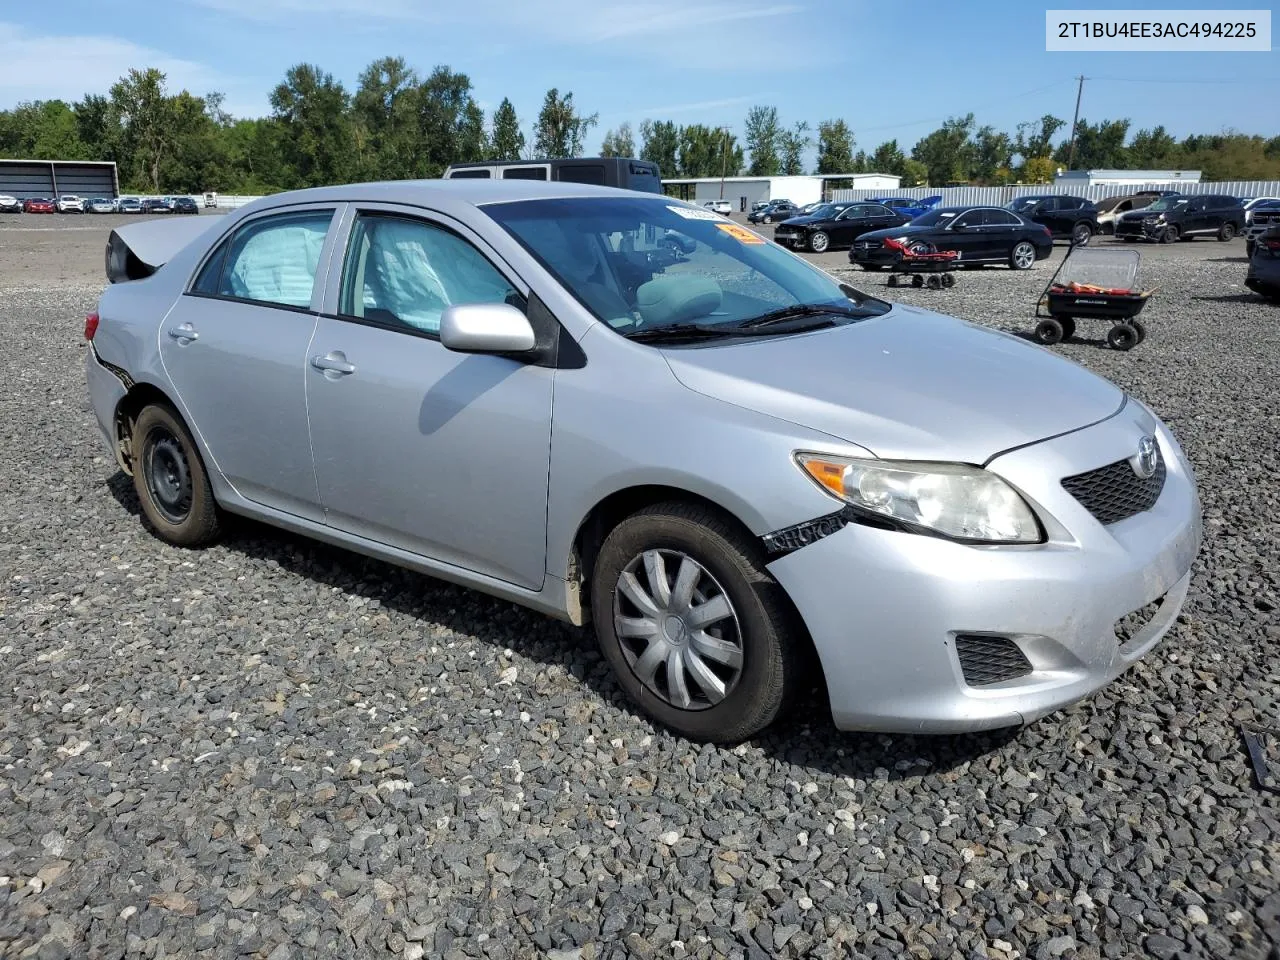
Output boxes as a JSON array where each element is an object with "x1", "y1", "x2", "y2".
[
  {"x1": 145, "y1": 428, "x2": 192, "y2": 523},
  {"x1": 1014, "y1": 243, "x2": 1034, "y2": 268},
  {"x1": 613, "y1": 549, "x2": 744, "y2": 711}
]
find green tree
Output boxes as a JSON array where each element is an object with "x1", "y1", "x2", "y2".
[
  {"x1": 269, "y1": 63, "x2": 353, "y2": 188},
  {"x1": 911, "y1": 114, "x2": 975, "y2": 185},
  {"x1": 1013, "y1": 115, "x2": 1065, "y2": 161},
  {"x1": 868, "y1": 139, "x2": 906, "y2": 176},
  {"x1": 351, "y1": 56, "x2": 420, "y2": 180},
  {"x1": 489, "y1": 98, "x2": 524, "y2": 160},
  {"x1": 110, "y1": 68, "x2": 176, "y2": 191},
  {"x1": 744, "y1": 105, "x2": 780, "y2": 176},
  {"x1": 600, "y1": 121, "x2": 636, "y2": 158},
  {"x1": 73, "y1": 94, "x2": 120, "y2": 163},
  {"x1": 533, "y1": 88, "x2": 597, "y2": 159},
  {"x1": 972, "y1": 125, "x2": 1012, "y2": 184},
  {"x1": 1055, "y1": 118, "x2": 1130, "y2": 169},
  {"x1": 639, "y1": 119, "x2": 679, "y2": 176},
  {"x1": 1022, "y1": 156, "x2": 1056, "y2": 183},
  {"x1": 678, "y1": 124, "x2": 742, "y2": 178},
  {"x1": 1127, "y1": 125, "x2": 1179, "y2": 168},
  {"x1": 815, "y1": 119, "x2": 855, "y2": 174},
  {"x1": 901, "y1": 158, "x2": 929, "y2": 187},
  {"x1": 779, "y1": 121, "x2": 810, "y2": 176}
]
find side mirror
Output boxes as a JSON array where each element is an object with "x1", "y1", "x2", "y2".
[{"x1": 439, "y1": 303, "x2": 536, "y2": 355}]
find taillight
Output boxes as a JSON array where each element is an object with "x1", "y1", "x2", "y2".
[
  {"x1": 1265, "y1": 238, "x2": 1280, "y2": 252},
  {"x1": 1042, "y1": 226, "x2": 1052, "y2": 237},
  {"x1": 84, "y1": 311, "x2": 99, "y2": 340}
]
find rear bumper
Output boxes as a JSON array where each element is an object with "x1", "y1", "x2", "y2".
[
  {"x1": 85, "y1": 347, "x2": 128, "y2": 466},
  {"x1": 768, "y1": 404, "x2": 1202, "y2": 734}
]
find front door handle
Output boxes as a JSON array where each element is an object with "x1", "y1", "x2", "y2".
[
  {"x1": 166, "y1": 323, "x2": 198, "y2": 342},
  {"x1": 311, "y1": 352, "x2": 356, "y2": 376}
]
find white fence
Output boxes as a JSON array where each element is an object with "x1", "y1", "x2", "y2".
[{"x1": 830, "y1": 180, "x2": 1280, "y2": 206}]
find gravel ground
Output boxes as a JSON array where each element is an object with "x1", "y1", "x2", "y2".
[{"x1": 2, "y1": 215, "x2": 1279, "y2": 960}]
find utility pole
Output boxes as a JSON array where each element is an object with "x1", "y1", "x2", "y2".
[
  {"x1": 719, "y1": 127, "x2": 730, "y2": 199},
  {"x1": 1066, "y1": 75, "x2": 1085, "y2": 171}
]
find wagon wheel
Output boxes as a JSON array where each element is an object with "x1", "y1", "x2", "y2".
[
  {"x1": 926, "y1": 275, "x2": 943, "y2": 289},
  {"x1": 911, "y1": 275, "x2": 924, "y2": 287},
  {"x1": 887, "y1": 275, "x2": 899, "y2": 287},
  {"x1": 1055, "y1": 317, "x2": 1076, "y2": 340},
  {"x1": 1107, "y1": 323, "x2": 1139, "y2": 351},
  {"x1": 942, "y1": 273, "x2": 956, "y2": 288},
  {"x1": 1034, "y1": 318, "x2": 1065, "y2": 345},
  {"x1": 1130, "y1": 319, "x2": 1147, "y2": 344}
]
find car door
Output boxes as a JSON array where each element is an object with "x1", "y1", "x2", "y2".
[
  {"x1": 160, "y1": 204, "x2": 342, "y2": 521},
  {"x1": 980, "y1": 208, "x2": 1024, "y2": 258},
  {"x1": 305, "y1": 206, "x2": 554, "y2": 589},
  {"x1": 1182, "y1": 197, "x2": 1208, "y2": 233},
  {"x1": 937, "y1": 209, "x2": 988, "y2": 259}
]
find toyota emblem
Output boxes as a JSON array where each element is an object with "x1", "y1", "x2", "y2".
[{"x1": 1134, "y1": 436, "x2": 1159, "y2": 479}]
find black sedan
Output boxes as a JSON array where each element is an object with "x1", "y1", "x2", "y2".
[
  {"x1": 848, "y1": 206, "x2": 1054, "y2": 271},
  {"x1": 1245, "y1": 225, "x2": 1280, "y2": 302},
  {"x1": 747, "y1": 200, "x2": 802, "y2": 224},
  {"x1": 1006, "y1": 195, "x2": 1099, "y2": 245},
  {"x1": 173, "y1": 196, "x2": 200, "y2": 214},
  {"x1": 773, "y1": 202, "x2": 910, "y2": 253}
]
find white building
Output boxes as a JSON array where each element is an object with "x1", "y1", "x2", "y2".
[
  {"x1": 1055, "y1": 169, "x2": 1202, "y2": 187},
  {"x1": 662, "y1": 173, "x2": 901, "y2": 212}
]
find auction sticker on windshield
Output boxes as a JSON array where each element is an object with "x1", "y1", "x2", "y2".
[
  {"x1": 716, "y1": 223, "x2": 765, "y2": 244},
  {"x1": 667, "y1": 205, "x2": 723, "y2": 221}
]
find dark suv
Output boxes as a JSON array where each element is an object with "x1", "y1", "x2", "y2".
[
  {"x1": 1114, "y1": 194, "x2": 1245, "y2": 243},
  {"x1": 1006, "y1": 195, "x2": 1100, "y2": 245},
  {"x1": 748, "y1": 200, "x2": 802, "y2": 224}
]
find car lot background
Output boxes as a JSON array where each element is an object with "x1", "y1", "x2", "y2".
[{"x1": 1, "y1": 213, "x2": 1279, "y2": 960}]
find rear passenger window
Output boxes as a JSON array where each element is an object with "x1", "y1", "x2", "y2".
[{"x1": 209, "y1": 211, "x2": 334, "y2": 309}]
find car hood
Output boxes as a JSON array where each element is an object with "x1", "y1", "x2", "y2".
[
  {"x1": 855, "y1": 223, "x2": 942, "y2": 242},
  {"x1": 662, "y1": 305, "x2": 1125, "y2": 463},
  {"x1": 778, "y1": 215, "x2": 827, "y2": 227}
]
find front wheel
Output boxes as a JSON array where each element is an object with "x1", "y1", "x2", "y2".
[
  {"x1": 1218, "y1": 223, "x2": 1236, "y2": 241},
  {"x1": 590, "y1": 502, "x2": 802, "y2": 744},
  {"x1": 1071, "y1": 222, "x2": 1094, "y2": 246},
  {"x1": 808, "y1": 231, "x2": 830, "y2": 253},
  {"x1": 1161, "y1": 224, "x2": 1180, "y2": 244},
  {"x1": 1107, "y1": 323, "x2": 1139, "y2": 351},
  {"x1": 131, "y1": 402, "x2": 221, "y2": 547},
  {"x1": 1010, "y1": 241, "x2": 1036, "y2": 270},
  {"x1": 762, "y1": 215, "x2": 773, "y2": 224},
  {"x1": 1131, "y1": 318, "x2": 1147, "y2": 344},
  {"x1": 1034, "y1": 318, "x2": 1064, "y2": 345}
]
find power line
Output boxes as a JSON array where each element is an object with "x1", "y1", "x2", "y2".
[
  {"x1": 851, "y1": 79, "x2": 1075, "y2": 134},
  {"x1": 1089, "y1": 75, "x2": 1280, "y2": 85}
]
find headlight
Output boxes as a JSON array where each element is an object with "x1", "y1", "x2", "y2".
[{"x1": 796, "y1": 454, "x2": 1042, "y2": 544}]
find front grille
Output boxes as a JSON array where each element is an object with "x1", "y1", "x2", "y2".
[
  {"x1": 1061, "y1": 450, "x2": 1166, "y2": 525},
  {"x1": 856, "y1": 240, "x2": 882, "y2": 250},
  {"x1": 955, "y1": 634, "x2": 1033, "y2": 686},
  {"x1": 1114, "y1": 593, "x2": 1167, "y2": 646}
]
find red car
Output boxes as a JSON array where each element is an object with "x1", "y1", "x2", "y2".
[{"x1": 22, "y1": 198, "x2": 56, "y2": 213}]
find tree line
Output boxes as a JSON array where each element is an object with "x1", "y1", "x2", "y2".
[{"x1": 2, "y1": 59, "x2": 1277, "y2": 195}]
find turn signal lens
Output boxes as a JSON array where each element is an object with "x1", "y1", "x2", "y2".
[{"x1": 84, "y1": 311, "x2": 99, "y2": 340}]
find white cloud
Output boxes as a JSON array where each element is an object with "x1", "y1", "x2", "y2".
[{"x1": 0, "y1": 23, "x2": 264, "y2": 116}]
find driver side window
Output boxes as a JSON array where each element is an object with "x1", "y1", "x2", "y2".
[
  {"x1": 952, "y1": 210, "x2": 981, "y2": 228},
  {"x1": 338, "y1": 214, "x2": 522, "y2": 336}
]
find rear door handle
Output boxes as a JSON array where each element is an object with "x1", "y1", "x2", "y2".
[
  {"x1": 166, "y1": 323, "x2": 198, "y2": 342},
  {"x1": 311, "y1": 352, "x2": 356, "y2": 376}
]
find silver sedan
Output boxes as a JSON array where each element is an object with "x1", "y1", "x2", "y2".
[{"x1": 84, "y1": 181, "x2": 1202, "y2": 743}]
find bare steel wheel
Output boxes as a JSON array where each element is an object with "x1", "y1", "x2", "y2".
[
  {"x1": 132, "y1": 402, "x2": 221, "y2": 547},
  {"x1": 613, "y1": 549, "x2": 744, "y2": 710},
  {"x1": 590, "y1": 502, "x2": 803, "y2": 742}
]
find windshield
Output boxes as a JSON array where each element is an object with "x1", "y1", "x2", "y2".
[
  {"x1": 1007, "y1": 197, "x2": 1041, "y2": 212},
  {"x1": 1146, "y1": 197, "x2": 1188, "y2": 212},
  {"x1": 485, "y1": 197, "x2": 890, "y2": 338},
  {"x1": 907, "y1": 209, "x2": 959, "y2": 227},
  {"x1": 804, "y1": 203, "x2": 838, "y2": 218}
]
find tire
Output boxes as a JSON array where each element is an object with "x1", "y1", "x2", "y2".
[
  {"x1": 590, "y1": 502, "x2": 802, "y2": 743},
  {"x1": 926, "y1": 274, "x2": 943, "y2": 289},
  {"x1": 887, "y1": 275, "x2": 899, "y2": 287},
  {"x1": 911, "y1": 274, "x2": 924, "y2": 287},
  {"x1": 1246, "y1": 240, "x2": 1256, "y2": 258},
  {"x1": 942, "y1": 272, "x2": 956, "y2": 288},
  {"x1": 131, "y1": 402, "x2": 221, "y2": 547},
  {"x1": 1009, "y1": 240, "x2": 1036, "y2": 270},
  {"x1": 1059, "y1": 317, "x2": 1076, "y2": 340},
  {"x1": 1161, "y1": 224, "x2": 1179, "y2": 244},
  {"x1": 1107, "y1": 323, "x2": 1139, "y2": 351},
  {"x1": 1034, "y1": 318, "x2": 1064, "y2": 345},
  {"x1": 763, "y1": 215, "x2": 773, "y2": 224},
  {"x1": 809, "y1": 231, "x2": 830, "y2": 253},
  {"x1": 1131, "y1": 318, "x2": 1147, "y2": 344},
  {"x1": 1218, "y1": 223, "x2": 1236, "y2": 241},
  {"x1": 1071, "y1": 222, "x2": 1094, "y2": 246}
]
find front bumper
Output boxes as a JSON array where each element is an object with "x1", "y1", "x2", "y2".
[
  {"x1": 848, "y1": 246, "x2": 895, "y2": 266},
  {"x1": 767, "y1": 403, "x2": 1202, "y2": 734}
]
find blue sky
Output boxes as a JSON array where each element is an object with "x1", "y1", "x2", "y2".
[{"x1": 1, "y1": 0, "x2": 1277, "y2": 160}]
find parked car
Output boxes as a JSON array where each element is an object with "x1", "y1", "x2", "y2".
[
  {"x1": 700, "y1": 199, "x2": 732, "y2": 215},
  {"x1": 774, "y1": 202, "x2": 911, "y2": 253},
  {"x1": 750, "y1": 200, "x2": 771, "y2": 214},
  {"x1": 1244, "y1": 224, "x2": 1280, "y2": 301},
  {"x1": 141, "y1": 198, "x2": 173, "y2": 214},
  {"x1": 849, "y1": 206, "x2": 1054, "y2": 270},
  {"x1": 747, "y1": 200, "x2": 802, "y2": 224},
  {"x1": 1114, "y1": 194, "x2": 1245, "y2": 243},
  {"x1": 22, "y1": 198, "x2": 56, "y2": 214},
  {"x1": 1006, "y1": 195, "x2": 1100, "y2": 245},
  {"x1": 117, "y1": 198, "x2": 144, "y2": 214},
  {"x1": 88, "y1": 198, "x2": 118, "y2": 214},
  {"x1": 865, "y1": 196, "x2": 943, "y2": 220},
  {"x1": 1244, "y1": 201, "x2": 1280, "y2": 257},
  {"x1": 0, "y1": 194, "x2": 22, "y2": 213},
  {"x1": 1094, "y1": 194, "x2": 1165, "y2": 235},
  {"x1": 87, "y1": 181, "x2": 1201, "y2": 743},
  {"x1": 57, "y1": 195, "x2": 86, "y2": 213},
  {"x1": 173, "y1": 196, "x2": 200, "y2": 215},
  {"x1": 1242, "y1": 196, "x2": 1280, "y2": 226}
]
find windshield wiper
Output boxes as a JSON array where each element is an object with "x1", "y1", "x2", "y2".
[
  {"x1": 624, "y1": 323, "x2": 746, "y2": 344},
  {"x1": 737, "y1": 303, "x2": 871, "y2": 329}
]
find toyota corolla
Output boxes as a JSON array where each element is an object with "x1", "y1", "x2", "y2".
[{"x1": 85, "y1": 181, "x2": 1202, "y2": 743}]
